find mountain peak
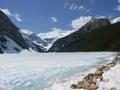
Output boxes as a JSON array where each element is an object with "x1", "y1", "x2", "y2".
[{"x1": 76, "y1": 18, "x2": 110, "y2": 33}]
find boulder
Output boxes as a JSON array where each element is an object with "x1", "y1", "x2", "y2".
[
  {"x1": 102, "y1": 78, "x2": 109, "y2": 82},
  {"x1": 97, "y1": 66, "x2": 105, "y2": 71},
  {"x1": 104, "y1": 66, "x2": 111, "y2": 71},
  {"x1": 77, "y1": 81, "x2": 85, "y2": 88},
  {"x1": 70, "y1": 84, "x2": 77, "y2": 89},
  {"x1": 110, "y1": 87, "x2": 117, "y2": 90},
  {"x1": 110, "y1": 63, "x2": 116, "y2": 67},
  {"x1": 89, "y1": 81, "x2": 99, "y2": 89},
  {"x1": 95, "y1": 70, "x2": 103, "y2": 76}
]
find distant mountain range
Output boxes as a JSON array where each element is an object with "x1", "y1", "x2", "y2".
[
  {"x1": 21, "y1": 29, "x2": 75, "y2": 50},
  {"x1": 0, "y1": 10, "x2": 120, "y2": 53}
]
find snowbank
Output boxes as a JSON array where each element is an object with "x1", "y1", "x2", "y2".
[{"x1": 98, "y1": 64, "x2": 120, "y2": 90}]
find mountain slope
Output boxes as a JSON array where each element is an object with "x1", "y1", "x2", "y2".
[
  {"x1": 1, "y1": 35, "x2": 23, "y2": 53},
  {"x1": 0, "y1": 10, "x2": 29, "y2": 53},
  {"x1": 0, "y1": 10, "x2": 28, "y2": 49},
  {"x1": 21, "y1": 33, "x2": 45, "y2": 52},
  {"x1": 59, "y1": 22, "x2": 120, "y2": 52},
  {"x1": 0, "y1": 10, "x2": 45, "y2": 53},
  {"x1": 20, "y1": 29, "x2": 45, "y2": 52},
  {"x1": 49, "y1": 18, "x2": 112, "y2": 52}
]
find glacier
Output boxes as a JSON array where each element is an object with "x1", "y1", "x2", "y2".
[{"x1": 0, "y1": 52, "x2": 116, "y2": 90}]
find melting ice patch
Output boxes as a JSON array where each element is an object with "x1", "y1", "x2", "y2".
[{"x1": 0, "y1": 52, "x2": 116, "y2": 90}]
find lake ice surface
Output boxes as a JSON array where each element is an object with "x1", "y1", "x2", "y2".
[{"x1": 0, "y1": 52, "x2": 116, "y2": 90}]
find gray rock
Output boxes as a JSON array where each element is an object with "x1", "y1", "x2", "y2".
[{"x1": 70, "y1": 84, "x2": 77, "y2": 89}]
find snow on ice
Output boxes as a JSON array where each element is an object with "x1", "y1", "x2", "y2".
[{"x1": 0, "y1": 52, "x2": 116, "y2": 90}]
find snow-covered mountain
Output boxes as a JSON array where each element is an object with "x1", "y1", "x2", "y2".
[
  {"x1": 20, "y1": 28, "x2": 75, "y2": 50},
  {"x1": 37, "y1": 28, "x2": 76, "y2": 49},
  {"x1": 20, "y1": 29, "x2": 45, "y2": 46},
  {"x1": 20, "y1": 29, "x2": 46, "y2": 52}
]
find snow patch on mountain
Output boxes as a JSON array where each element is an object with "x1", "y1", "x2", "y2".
[
  {"x1": 20, "y1": 29, "x2": 34, "y2": 35},
  {"x1": 20, "y1": 29, "x2": 45, "y2": 46},
  {"x1": 0, "y1": 35, "x2": 23, "y2": 53},
  {"x1": 111, "y1": 17, "x2": 120, "y2": 24}
]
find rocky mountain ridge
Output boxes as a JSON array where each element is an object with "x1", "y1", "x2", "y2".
[
  {"x1": 49, "y1": 18, "x2": 111, "y2": 52},
  {"x1": 0, "y1": 10, "x2": 29, "y2": 53}
]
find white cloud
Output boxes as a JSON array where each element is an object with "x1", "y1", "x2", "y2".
[
  {"x1": 51, "y1": 17, "x2": 58, "y2": 23},
  {"x1": 71, "y1": 16, "x2": 93, "y2": 29},
  {"x1": 118, "y1": 0, "x2": 120, "y2": 3},
  {"x1": 64, "y1": 2, "x2": 92, "y2": 12},
  {"x1": 15, "y1": 14, "x2": 22, "y2": 22},
  {"x1": 95, "y1": 15, "x2": 106, "y2": 19},
  {"x1": 108, "y1": 15, "x2": 113, "y2": 19},
  {"x1": 70, "y1": 4, "x2": 85, "y2": 11},
  {"x1": 0, "y1": 8, "x2": 22, "y2": 22},
  {"x1": 64, "y1": 2, "x2": 69, "y2": 8},
  {"x1": 114, "y1": 0, "x2": 120, "y2": 11},
  {"x1": 85, "y1": 8, "x2": 91, "y2": 12},
  {"x1": 78, "y1": 6, "x2": 84, "y2": 10},
  {"x1": 88, "y1": 0, "x2": 96, "y2": 5},
  {"x1": 70, "y1": 3, "x2": 78, "y2": 10},
  {"x1": 64, "y1": 2, "x2": 85, "y2": 11},
  {"x1": 115, "y1": 5, "x2": 120, "y2": 11}
]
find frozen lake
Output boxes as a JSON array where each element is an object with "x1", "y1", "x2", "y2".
[{"x1": 0, "y1": 52, "x2": 116, "y2": 90}]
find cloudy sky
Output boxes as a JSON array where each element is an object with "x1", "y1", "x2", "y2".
[{"x1": 0, "y1": 0, "x2": 120, "y2": 33}]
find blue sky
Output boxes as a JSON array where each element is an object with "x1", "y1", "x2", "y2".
[{"x1": 0, "y1": 0, "x2": 120, "y2": 34}]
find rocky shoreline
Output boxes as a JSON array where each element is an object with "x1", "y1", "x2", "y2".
[{"x1": 70, "y1": 52, "x2": 120, "y2": 90}]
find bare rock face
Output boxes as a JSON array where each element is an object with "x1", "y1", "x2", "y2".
[
  {"x1": 0, "y1": 10, "x2": 28, "y2": 53},
  {"x1": 49, "y1": 18, "x2": 111, "y2": 52},
  {"x1": 77, "y1": 18, "x2": 111, "y2": 33}
]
